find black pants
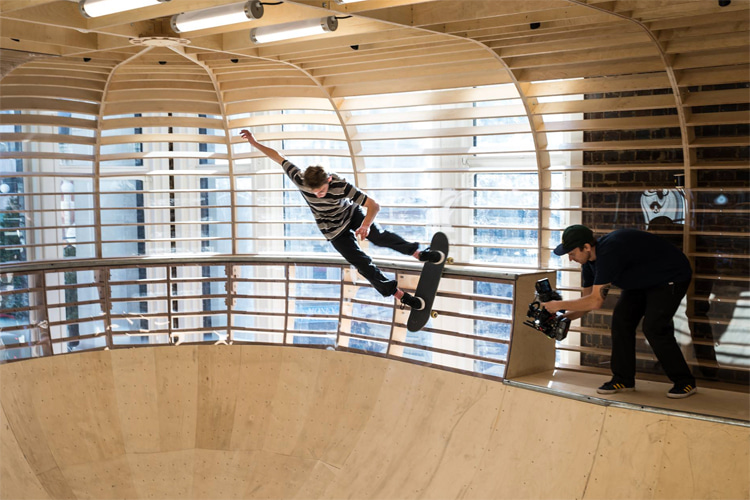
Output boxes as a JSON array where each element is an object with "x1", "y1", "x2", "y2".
[
  {"x1": 330, "y1": 207, "x2": 419, "y2": 297},
  {"x1": 610, "y1": 280, "x2": 694, "y2": 386}
]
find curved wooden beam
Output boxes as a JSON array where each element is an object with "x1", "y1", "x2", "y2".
[
  {"x1": 563, "y1": 0, "x2": 693, "y2": 241},
  {"x1": 95, "y1": 45, "x2": 156, "y2": 260},
  {"x1": 184, "y1": 46, "x2": 362, "y2": 185}
]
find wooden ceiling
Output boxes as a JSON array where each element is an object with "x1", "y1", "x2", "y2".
[
  {"x1": 2, "y1": 0, "x2": 747, "y2": 95},
  {"x1": 0, "y1": 0, "x2": 748, "y2": 176}
]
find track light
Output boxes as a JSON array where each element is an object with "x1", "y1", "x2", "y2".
[
  {"x1": 171, "y1": 1, "x2": 263, "y2": 33},
  {"x1": 79, "y1": 0, "x2": 171, "y2": 18},
  {"x1": 250, "y1": 16, "x2": 338, "y2": 44}
]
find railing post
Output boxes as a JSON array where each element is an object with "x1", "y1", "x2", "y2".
[
  {"x1": 226, "y1": 263, "x2": 235, "y2": 345},
  {"x1": 37, "y1": 271, "x2": 53, "y2": 357},
  {"x1": 336, "y1": 263, "x2": 345, "y2": 349},
  {"x1": 283, "y1": 263, "x2": 290, "y2": 345},
  {"x1": 167, "y1": 265, "x2": 174, "y2": 345},
  {"x1": 99, "y1": 266, "x2": 113, "y2": 350}
]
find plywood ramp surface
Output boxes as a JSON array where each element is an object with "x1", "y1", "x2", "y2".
[{"x1": 1, "y1": 346, "x2": 747, "y2": 500}]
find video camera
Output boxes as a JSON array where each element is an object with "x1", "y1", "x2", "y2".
[{"x1": 523, "y1": 278, "x2": 570, "y2": 341}]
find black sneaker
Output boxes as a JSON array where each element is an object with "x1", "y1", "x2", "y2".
[
  {"x1": 418, "y1": 247, "x2": 445, "y2": 264},
  {"x1": 596, "y1": 380, "x2": 635, "y2": 394},
  {"x1": 399, "y1": 292, "x2": 425, "y2": 310},
  {"x1": 667, "y1": 382, "x2": 697, "y2": 399}
]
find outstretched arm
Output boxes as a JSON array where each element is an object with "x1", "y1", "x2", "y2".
[
  {"x1": 240, "y1": 129, "x2": 285, "y2": 165},
  {"x1": 354, "y1": 196, "x2": 380, "y2": 240}
]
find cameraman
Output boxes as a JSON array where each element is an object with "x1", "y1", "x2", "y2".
[{"x1": 542, "y1": 225, "x2": 697, "y2": 399}]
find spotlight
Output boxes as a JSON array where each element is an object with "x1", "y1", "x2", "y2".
[
  {"x1": 250, "y1": 16, "x2": 338, "y2": 44},
  {"x1": 83, "y1": 57, "x2": 91, "y2": 62},
  {"x1": 718, "y1": 0, "x2": 731, "y2": 6},
  {"x1": 530, "y1": 22, "x2": 541, "y2": 30},
  {"x1": 350, "y1": 44, "x2": 359, "y2": 50},
  {"x1": 159, "y1": 61, "x2": 167, "y2": 65},
  {"x1": 231, "y1": 58, "x2": 239, "y2": 63}
]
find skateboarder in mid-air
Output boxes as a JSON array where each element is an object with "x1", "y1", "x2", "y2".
[{"x1": 240, "y1": 129, "x2": 444, "y2": 310}]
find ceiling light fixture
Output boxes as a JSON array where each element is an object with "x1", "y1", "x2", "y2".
[
  {"x1": 250, "y1": 16, "x2": 338, "y2": 44},
  {"x1": 79, "y1": 0, "x2": 171, "y2": 18},
  {"x1": 171, "y1": 1, "x2": 264, "y2": 33}
]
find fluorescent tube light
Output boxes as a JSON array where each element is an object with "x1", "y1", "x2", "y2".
[
  {"x1": 171, "y1": 1, "x2": 263, "y2": 33},
  {"x1": 250, "y1": 16, "x2": 338, "y2": 44},
  {"x1": 79, "y1": 0, "x2": 171, "y2": 18}
]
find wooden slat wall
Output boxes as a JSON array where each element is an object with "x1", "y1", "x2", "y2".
[{"x1": 0, "y1": 0, "x2": 748, "y2": 386}]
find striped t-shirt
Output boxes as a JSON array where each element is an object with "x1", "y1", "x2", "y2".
[{"x1": 282, "y1": 160, "x2": 368, "y2": 240}]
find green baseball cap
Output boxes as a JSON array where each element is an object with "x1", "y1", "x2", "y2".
[{"x1": 554, "y1": 224, "x2": 594, "y2": 256}]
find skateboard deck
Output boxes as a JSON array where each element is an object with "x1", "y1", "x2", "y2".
[{"x1": 407, "y1": 232, "x2": 450, "y2": 332}]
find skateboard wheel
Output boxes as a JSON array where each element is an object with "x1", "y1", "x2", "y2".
[
  {"x1": 430, "y1": 311, "x2": 438, "y2": 318},
  {"x1": 447, "y1": 257, "x2": 454, "y2": 264}
]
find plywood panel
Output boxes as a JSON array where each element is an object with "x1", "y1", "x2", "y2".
[
  {"x1": 126, "y1": 449, "x2": 195, "y2": 499},
  {"x1": 0, "y1": 359, "x2": 59, "y2": 477},
  {"x1": 0, "y1": 346, "x2": 747, "y2": 499},
  {"x1": 153, "y1": 346, "x2": 199, "y2": 452},
  {"x1": 506, "y1": 271, "x2": 557, "y2": 379},
  {"x1": 654, "y1": 416, "x2": 750, "y2": 500},
  {"x1": 42, "y1": 352, "x2": 126, "y2": 467},
  {"x1": 229, "y1": 346, "x2": 284, "y2": 452},
  {"x1": 0, "y1": 406, "x2": 50, "y2": 499},
  {"x1": 287, "y1": 349, "x2": 385, "y2": 467},
  {"x1": 585, "y1": 407, "x2": 670, "y2": 499},
  {"x1": 111, "y1": 348, "x2": 161, "y2": 454},
  {"x1": 323, "y1": 357, "x2": 505, "y2": 499},
  {"x1": 260, "y1": 346, "x2": 325, "y2": 456},
  {"x1": 470, "y1": 387, "x2": 604, "y2": 499},
  {"x1": 61, "y1": 455, "x2": 139, "y2": 500},
  {"x1": 195, "y1": 345, "x2": 242, "y2": 451}
]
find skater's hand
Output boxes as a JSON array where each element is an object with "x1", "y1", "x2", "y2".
[
  {"x1": 542, "y1": 301, "x2": 561, "y2": 313},
  {"x1": 239, "y1": 129, "x2": 256, "y2": 143},
  {"x1": 355, "y1": 224, "x2": 370, "y2": 240}
]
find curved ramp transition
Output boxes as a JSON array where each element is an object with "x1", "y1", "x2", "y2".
[{"x1": 1, "y1": 346, "x2": 747, "y2": 499}]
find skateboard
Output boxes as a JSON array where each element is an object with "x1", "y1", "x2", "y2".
[{"x1": 407, "y1": 231, "x2": 451, "y2": 332}]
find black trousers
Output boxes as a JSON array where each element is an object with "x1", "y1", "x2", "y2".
[
  {"x1": 330, "y1": 207, "x2": 419, "y2": 297},
  {"x1": 610, "y1": 280, "x2": 694, "y2": 386}
]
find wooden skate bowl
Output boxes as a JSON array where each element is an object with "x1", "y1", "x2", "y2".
[
  {"x1": 2, "y1": 0, "x2": 750, "y2": 390},
  {"x1": 1, "y1": 345, "x2": 747, "y2": 499}
]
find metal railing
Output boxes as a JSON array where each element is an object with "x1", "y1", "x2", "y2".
[{"x1": 0, "y1": 256, "x2": 531, "y2": 381}]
